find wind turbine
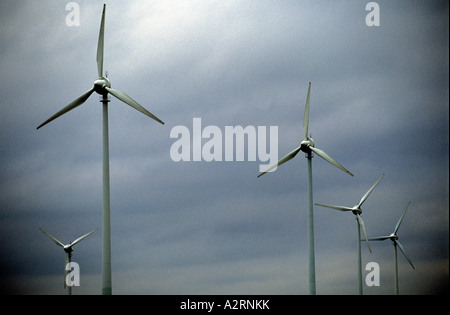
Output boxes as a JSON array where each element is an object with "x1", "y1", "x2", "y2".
[
  {"x1": 37, "y1": 4, "x2": 164, "y2": 295},
  {"x1": 315, "y1": 173, "x2": 384, "y2": 294},
  {"x1": 368, "y1": 201, "x2": 414, "y2": 294},
  {"x1": 40, "y1": 228, "x2": 97, "y2": 295},
  {"x1": 258, "y1": 82, "x2": 354, "y2": 295}
]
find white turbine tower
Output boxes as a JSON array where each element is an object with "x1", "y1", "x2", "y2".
[
  {"x1": 40, "y1": 228, "x2": 97, "y2": 295},
  {"x1": 315, "y1": 173, "x2": 384, "y2": 295},
  {"x1": 37, "y1": 4, "x2": 164, "y2": 295},
  {"x1": 368, "y1": 201, "x2": 415, "y2": 294},
  {"x1": 258, "y1": 82, "x2": 354, "y2": 295}
]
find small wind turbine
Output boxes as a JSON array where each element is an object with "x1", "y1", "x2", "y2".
[
  {"x1": 368, "y1": 201, "x2": 415, "y2": 294},
  {"x1": 258, "y1": 82, "x2": 354, "y2": 295},
  {"x1": 37, "y1": 4, "x2": 164, "y2": 295},
  {"x1": 40, "y1": 228, "x2": 97, "y2": 295},
  {"x1": 315, "y1": 173, "x2": 384, "y2": 295}
]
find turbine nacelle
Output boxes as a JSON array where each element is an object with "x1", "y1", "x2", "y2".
[
  {"x1": 351, "y1": 207, "x2": 362, "y2": 216},
  {"x1": 63, "y1": 245, "x2": 74, "y2": 253},
  {"x1": 300, "y1": 137, "x2": 315, "y2": 152},
  {"x1": 94, "y1": 77, "x2": 111, "y2": 95},
  {"x1": 389, "y1": 233, "x2": 399, "y2": 241}
]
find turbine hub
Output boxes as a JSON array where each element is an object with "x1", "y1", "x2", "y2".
[
  {"x1": 300, "y1": 137, "x2": 314, "y2": 152},
  {"x1": 389, "y1": 233, "x2": 398, "y2": 240},
  {"x1": 94, "y1": 77, "x2": 111, "y2": 95},
  {"x1": 352, "y1": 207, "x2": 362, "y2": 215}
]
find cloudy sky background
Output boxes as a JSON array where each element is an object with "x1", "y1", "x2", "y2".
[{"x1": 1, "y1": 0, "x2": 448, "y2": 295}]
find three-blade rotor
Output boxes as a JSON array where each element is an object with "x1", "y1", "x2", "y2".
[
  {"x1": 368, "y1": 202, "x2": 414, "y2": 269},
  {"x1": 258, "y1": 82, "x2": 353, "y2": 177},
  {"x1": 315, "y1": 174, "x2": 385, "y2": 252},
  {"x1": 40, "y1": 228, "x2": 98, "y2": 251},
  {"x1": 37, "y1": 4, "x2": 164, "y2": 130},
  {"x1": 40, "y1": 228, "x2": 97, "y2": 288}
]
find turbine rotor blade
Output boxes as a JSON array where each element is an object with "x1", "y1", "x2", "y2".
[
  {"x1": 70, "y1": 228, "x2": 98, "y2": 247},
  {"x1": 394, "y1": 201, "x2": 410, "y2": 235},
  {"x1": 40, "y1": 228, "x2": 65, "y2": 248},
  {"x1": 309, "y1": 146, "x2": 354, "y2": 176},
  {"x1": 314, "y1": 203, "x2": 353, "y2": 212},
  {"x1": 395, "y1": 240, "x2": 415, "y2": 269},
  {"x1": 357, "y1": 173, "x2": 384, "y2": 208},
  {"x1": 97, "y1": 4, "x2": 106, "y2": 77},
  {"x1": 105, "y1": 87, "x2": 164, "y2": 125},
  {"x1": 303, "y1": 82, "x2": 311, "y2": 139},
  {"x1": 258, "y1": 147, "x2": 301, "y2": 177},
  {"x1": 367, "y1": 236, "x2": 390, "y2": 241},
  {"x1": 356, "y1": 214, "x2": 372, "y2": 252},
  {"x1": 37, "y1": 88, "x2": 95, "y2": 129}
]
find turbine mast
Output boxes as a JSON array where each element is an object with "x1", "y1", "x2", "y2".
[
  {"x1": 357, "y1": 218, "x2": 363, "y2": 295},
  {"x1": 394, "y1": 242, "x2": 399, "y2": 295},
  {"x1": 306, "y1": 150, "x2": 316, "y2": 294},
  {"x1": 37, "y1": 4, "x2": 164, "y2": 295},
  {"x1": 102, "y1": 93, "x2": 112, "y2": 295},
  {"x1": 67, "y1": 251, "x2": 72, "y2": 295}
]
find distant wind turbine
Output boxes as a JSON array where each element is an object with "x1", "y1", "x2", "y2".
[
  {"x1": 258, "y1": 82, "x2": 354, "y2": 295},
  {"x1": 40, "y1": 228, "x2": 97, "y2": 295},
  {"x1": 37, "y1": 4, "x2": 164, "y2": 295},
  {"x1": 368, "y1": 201, "x2": 414, "y2": 294},
  {"x1": 315, "y1": 173, "x2": 384, "y2": 295}
]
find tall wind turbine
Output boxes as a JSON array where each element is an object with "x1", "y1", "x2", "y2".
[
  {"x1": 37, "y1": 4, "x2": 164, "y2": 295},
  {"x1": 315, "y1": 173, "x2": 384, "y2": 294},
  {"x1": 368, "y1": 201, "x2": 414, "y2": 294},
  {"x1": 258, "y1": 82, "x2": 354, "y2": 295},
  {"x1": 40, "y1": 228, "x2": 97, "y2": 295}
]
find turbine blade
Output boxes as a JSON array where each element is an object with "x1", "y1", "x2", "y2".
[
  {"x1": 367, "y1": 236, "x2": 390, "y2": 241},
  {"x1": 314, "y1": 203, "x2": 353, "y2": 211},
  {"x1": 40, "y1": 228, "x2": 65, "y2": 248},
  {"x1": 357, "y1": 173, "x2": 384, "y2": 208},
  {"x1": 394, "y1": 201, "x2": 411, "y2": 235},
  {"x1": 309, "y1": 146, "x2": 354, "y2": 176},
  {"x1": 70, "y1": 228, "x2": 98, "y2": 247},
  {"x1": 105, "y1": 87, "x2": 165, "y2": 125},
  {"x1": 395, "y1": 240, "x2": 415, "y2": 269},
  {"x1": 97, "y1": 4, "x2": 106, "y2": 77},
  {"x1": 37, "y1": 88, "x2": 95, "y2": 129},
  {"x1": 303, "y1": 82, "x2": 311, "y2": 139},
  {"x1": 258, "y1": 147, "x2": 301, "y2": 177},
  {"x1": 357, "y1": 214, "x2": 372, "y2": 252}
]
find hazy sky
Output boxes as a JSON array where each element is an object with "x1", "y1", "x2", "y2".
[{"x1": 0, "y1": 0, "x2": 448, "y2": 295}]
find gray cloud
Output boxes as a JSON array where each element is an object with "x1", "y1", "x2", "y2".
[{"x1": 0, "y1": 0, "x2": 448, "y2": 295}]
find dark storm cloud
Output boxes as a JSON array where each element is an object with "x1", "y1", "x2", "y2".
[{"x1": 0, "y1": 0, "x2": 448, "y2": 294}]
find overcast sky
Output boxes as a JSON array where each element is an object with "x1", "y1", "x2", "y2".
[{"x1": 0, "y1": 0, "x2": 448, "y2": 295}]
